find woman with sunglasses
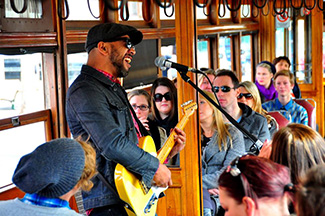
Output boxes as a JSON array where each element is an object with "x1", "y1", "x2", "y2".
[
  {"x1": 218, "y1": 155, "x2": 294, "y2": 216},
  {"x1": 237, "y1": 81, "x2": 277, "y2": 137},
  {"x1": 128, "y1": 89, "x2": 167, "y2": 151},
  {"x1": 199, "y1": 91, "x2": 245, "y2": 216},
  {"x1": 150, "y1": 77, "x2": 178, "y2": 137}
]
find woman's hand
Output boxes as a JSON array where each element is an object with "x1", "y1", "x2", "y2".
[{"x1": 168, "y1": 128, "x2": 186, "y2": 159}]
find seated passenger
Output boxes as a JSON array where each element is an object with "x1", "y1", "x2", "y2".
[
  {"x1": 295, "y1": 164, "x2": 325, "y2": 216},
  {"x1": 218, "y1": 155, "x2": 294, "y2": 216},
  {"x1": 0, "y1": 138, "x2": 97, "y2": 216},
  {"x1": 198, "y1": 68, "x2": 217, "y2": 92},
  {"x1": 128, "y1": 89, "x2": 167, "y2": 151},
  {"x1": 199, "y1": 91, "x2": 245, "y2": 216},
  {"x1": 237, "y1": 81, "x2": 278, "y2": 137},
  {"x1": 150, "y1": 77, "x2": 178, "y2": 136},
  {"x1": 273, "y1": 56, "x2": 301, "y2": 99},
  {"x1": 262, "y1": 70, "x2": 308, "y2": 125},
  {"x1": 255, "y1": 61, "x2": 277, "y2": 103},
  {"x1": 213, "y1": 69, "x2": 270, "y2": 154}
]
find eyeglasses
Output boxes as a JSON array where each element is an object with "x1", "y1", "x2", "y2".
[
  {"x1": 213, "y1": 86, "x2": 235, "y2": 93},
  {"x1": 153, "y1": 92, "x2": 171, "y2": 102},
  {"x1": 106, "y1": 37, "x2": 135, "y2": 50},
  {"x1": 131, "y1": 104, "x2": 149, "y2": 111},
  {"x1": 237, "y1": 93, "x2": 253, "y2": 100}
]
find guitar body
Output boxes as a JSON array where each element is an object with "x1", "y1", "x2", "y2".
[
  {"x1": 114, "y1": 101, "x2": 197, "y2": 216},
  {"x1": 115, "y1": 136, "x2": 163, "y2": 216}
]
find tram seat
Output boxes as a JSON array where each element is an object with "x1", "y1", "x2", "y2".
[
  {"x1": 267, "y1": 111, "x2": 290, "y2": 129},
  {"x1": 293, "y1": 98, "x2": 316, "y2": 130}
]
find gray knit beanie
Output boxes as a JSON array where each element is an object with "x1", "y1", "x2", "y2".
[{"x1": 12, "y1": 138, "x2": 85, "y2": 198}]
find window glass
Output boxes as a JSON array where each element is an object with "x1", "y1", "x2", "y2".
[
  {"x1": 275, "y1": 28, "x2": 285, "y2": 57},
  {"x1": 0, "y1": 54, "x2": 44, "y2": 119},
  {"x1": 5, "y1": 0, "x2": 42, "y2": 18},
  {"x1": 241, "y1": 35, "x2": 251, "y2": 81},
  {"x1": 197, "y1": 39, "x2": 209, "y2": 69},
  {"x1": 119, "y1": 1, "x2": 143, "y2": 21},
  {"x1": 296, "y1": 19, "x2": 306, "y2": 83},
  {"x1": 161, "y1": 44, "x2": 177, "y2": 80},
  {"x1": 67, "y1": 53, "x2": 88, "y2": 86},
  {"x1": 160, "y1": 5, "x2": 175, "y2": 20},
  {"x1": 67, "y1": 0, "x2": 100, "y2": 20},
  {"x1": 241, "y1": 4, "x2": 251, "y2": 18},
  {"x1": 196, "y1": 6, "x2": 209, "y2": 20},
  {"x1": 0, "y1": 122, "x2": 46, "y2": 188},
  {"x1": 218, "y1": 36, "x2": 232, "y2": 70}
]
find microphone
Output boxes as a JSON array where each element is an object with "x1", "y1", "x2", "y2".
[{"x1": 154, "y1": 56, "x2": 195, "y2": 72}]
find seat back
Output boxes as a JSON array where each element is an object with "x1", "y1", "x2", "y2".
[
  {"x1": 267, "y1": 111, "x2": 290, "y2": 129},
  {"x1": 293, "y1": 98, "x2": 316, "y2": 130}
]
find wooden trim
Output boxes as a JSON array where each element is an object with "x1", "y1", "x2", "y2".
[
  {"x1": 0, "y1": 110, "x2": 52, "y2": 139},
  {"x1": 0, "y1": 33, "x2": 57, "y2": 48}
]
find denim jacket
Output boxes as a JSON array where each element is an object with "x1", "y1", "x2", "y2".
[{"x1": 66, "y1": 65, "x2": 159, "y2": 210}]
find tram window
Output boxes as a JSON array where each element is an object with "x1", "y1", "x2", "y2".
[
  {"x1": 218, "y1": 36, "x2": 232, "y2": 70},
  {"x1": 67, "y1": 53, "x2": 88, "y2": 86},
  {"x1": 197, "y1": 39, "x2": 209, "y2": 69},
  {"x1": 241, "y1": 35, "x2": 252, "y2": 81},
  {"x1": 241, "y1": 4, "x2": 251, "y2": 18},
  {"x1": 160, "y1": 6, "x2": 175, "y2": 20},
  {"x1": 0, "y1": 54, "x2": 44, "y2": 118},
  {"x1": 4, "y1": 0, "x2": 42, "y2": 18},
  {"x1": 67, "y1": 0, "x2": 100, "y2": 21},
  {"x1": 0, "y1": 122, "x2": 46, "y2": 189},
  {"x1": 4, "y1": 59, "x2": 21, "y2": 80},
  {"x1": 118, "y1": 1, "x2": 143, "y2": 21},
  {"x1": 161, "y1": 39, "x2": 177, "y2": 79}
]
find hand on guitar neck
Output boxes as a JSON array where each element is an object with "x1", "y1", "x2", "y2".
[{"x1": 153, "y1": 127, "x2": 186, "y2": 188}]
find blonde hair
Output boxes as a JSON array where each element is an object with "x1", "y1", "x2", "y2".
[
  {"x1": 75, "y1": 137, "x2": 97, "y2": 191},
  {"x1": 238, "y1": 81, "x2": 272, "y2": 124},
  {"x1": 200, "y1": 91, "x2": 232, "y2": 150}
]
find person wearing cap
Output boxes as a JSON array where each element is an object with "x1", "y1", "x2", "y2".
[
  {"x1": 0, "y1": 138, "x2": 97, "y2": 216},
  {"x1": 65, "y1": 23, "x2": 186, "y2": 215},
  {"x1": 255, "y1": 61, "x2": 277, "y2": 103}
]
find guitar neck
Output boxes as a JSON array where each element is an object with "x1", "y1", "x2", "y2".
[{"x1": 157, "y1": 115, "x2": 189, "y2": 163}]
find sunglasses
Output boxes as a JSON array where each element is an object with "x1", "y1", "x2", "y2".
[
  {"x1": 131, "y1": 104, "x2": 149, "y2": 111},
  {"x1": 213, "y1": 86, "x2": 235, "y2": 93},
  {"x1": 237, "y1": 93, "x2": 253, "y2": 100},
  {"x1": 106, "y1": 37, "x2": 135, "y2": 50},
  {"x1": 154, "y1": 92, "x2": 171, "y2": 102}
]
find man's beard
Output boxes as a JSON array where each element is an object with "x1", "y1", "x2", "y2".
[{"x1": 110, "y1": 47, "x2": 129, "y2": 78}]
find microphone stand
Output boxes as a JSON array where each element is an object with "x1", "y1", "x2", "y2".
[{"x1": 178, "y1": 69, "x2": 263, "y2": 155}]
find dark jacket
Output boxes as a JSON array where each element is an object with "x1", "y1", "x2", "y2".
[{"x1": 66, "y1": 65, "x2": 159, "y2": 210}]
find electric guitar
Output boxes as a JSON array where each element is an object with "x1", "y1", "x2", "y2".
[{"x1": 114, "y1": 100, "x2": 197, "y2": 216}]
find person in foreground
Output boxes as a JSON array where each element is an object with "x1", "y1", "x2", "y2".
[
  {"x1": 218, "y1": 155, "x2": 294, "y2": 216},
  {"x1": 295, "y1": 164, "x2": 325, "y2": 216},
  {"x1": 0, "y1": 138, "x2": 97, "y2": 216},
  {"x1": 66, "y1": 23, "x2": 186, "y2": 215}
]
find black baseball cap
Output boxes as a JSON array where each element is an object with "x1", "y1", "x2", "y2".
[{"x1": 85, "y1": 23, "x2": 143, "y2": 53}]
